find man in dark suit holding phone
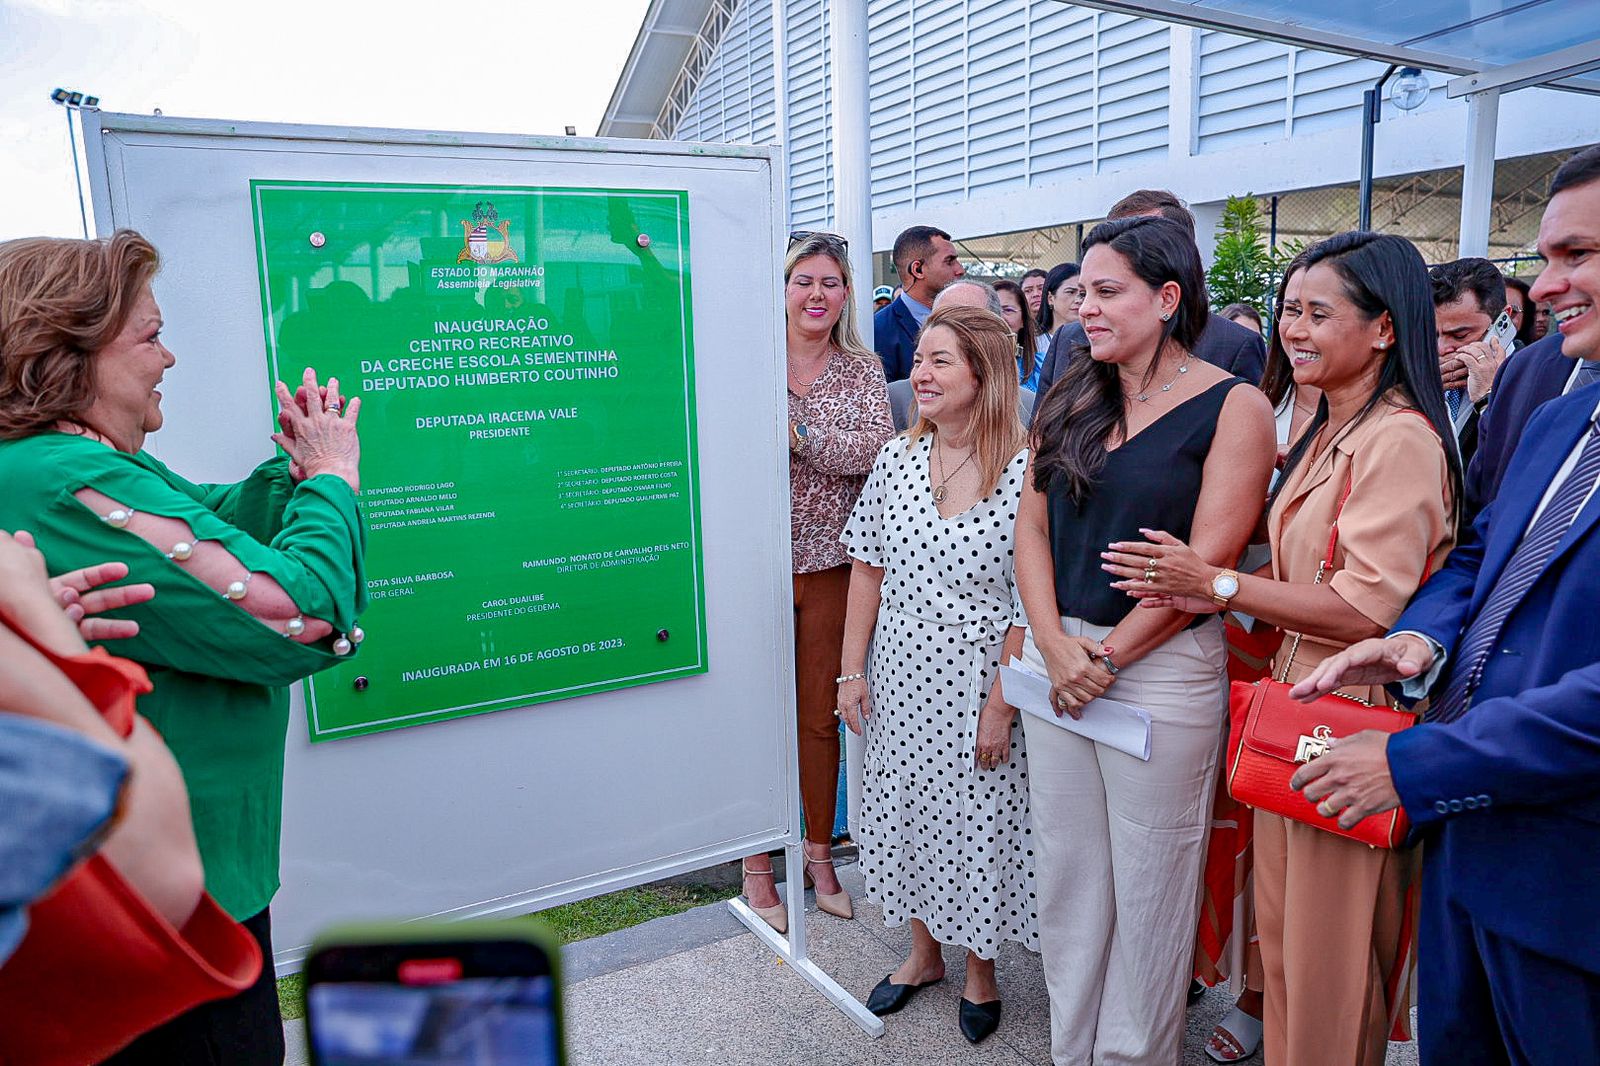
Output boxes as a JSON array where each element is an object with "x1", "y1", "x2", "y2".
[
  {"x1": 1287, "y1": 144, "x2": 1600, "y2": 1065},
  {"x1": 873, "y1": 226, "x2": 964, "y2": 381},
  {"x1": 1430, "y1": 257, "x2": 1511, "y2": 474}
]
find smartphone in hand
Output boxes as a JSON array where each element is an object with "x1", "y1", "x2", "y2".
[
  {"x1": 304, "y1": 920, "x2": 564, "y2": 1066},
  {"x1": 1488, "y1": 307, "x2": 1518, "y2": 351}
]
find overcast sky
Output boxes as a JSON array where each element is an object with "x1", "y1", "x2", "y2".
[{"x1": 0, "y1": 0, "x2": 654, "y2": 239}]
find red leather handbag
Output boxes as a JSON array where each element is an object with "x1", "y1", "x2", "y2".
[{"x1": 1225, "y1": 474, "x2": 1417, "y2": 849}]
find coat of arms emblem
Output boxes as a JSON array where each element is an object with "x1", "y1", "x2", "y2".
[{"x1": 457, "y1": 201, "x2": 519, "y2": 264}]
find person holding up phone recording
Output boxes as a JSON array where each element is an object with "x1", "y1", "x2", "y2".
[{"x1": 1431, "y1": 258, "x2": 1512, "y2": 469}]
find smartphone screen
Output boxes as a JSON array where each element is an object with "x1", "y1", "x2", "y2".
[{"x1": 306, "y1": 937, "x2": 561, "y2": 1066}]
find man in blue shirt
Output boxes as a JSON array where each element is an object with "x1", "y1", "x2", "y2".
[{"x1": 873, "y1": 225, "x2": 964, "y2": 381}]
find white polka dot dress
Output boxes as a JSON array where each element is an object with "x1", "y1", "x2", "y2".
[{"x1": 841, "y1": 435, "x2": 1037, "y2": 958}]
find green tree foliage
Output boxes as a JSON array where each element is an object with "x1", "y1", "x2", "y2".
[{"x1": 1207, "y1": 195, "x2": 1279, "y2": 315}]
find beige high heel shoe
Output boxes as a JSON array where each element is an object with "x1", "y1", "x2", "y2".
[
  {"x1": 803, "y1": 846, "x2": 855, "y2": 920},
  {"x1": 741, "y1": 862, "x2": 788, "y2": 934}
]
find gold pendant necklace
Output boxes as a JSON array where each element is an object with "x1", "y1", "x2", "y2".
[{"x1": 932, "y1": 438, "x2": 975, "y2": 504}]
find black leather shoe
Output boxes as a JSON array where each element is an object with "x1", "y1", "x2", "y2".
[
  {"x1": 959, "y1": 997, "x2": 1002, "y2": 1044},
  {"x1": 865, "y1": 973, "x2": 941, "y2": 1016},
  {"x1": 1188, "y1": 978, "x2": 1208, "y2": 1003}
]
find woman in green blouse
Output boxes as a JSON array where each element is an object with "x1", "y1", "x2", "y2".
[{"x1": 0, "y1": 230, "x2": 366, "y2": 1063}]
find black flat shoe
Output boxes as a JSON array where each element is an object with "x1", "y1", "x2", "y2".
[
  {"x1": 1188, "y1": 978, "x2": 1208, "y2": 1003},
  {"x1": 865, "y1": 973, "x2": 941, "y2": 1016},
  {"x1": 959, "y1": 997, "x2": 1002, "y2": 1044}
]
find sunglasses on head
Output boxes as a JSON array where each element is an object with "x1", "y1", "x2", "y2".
[{"x1": 789, "y1": 231, "x2": 849, "y2": 253}]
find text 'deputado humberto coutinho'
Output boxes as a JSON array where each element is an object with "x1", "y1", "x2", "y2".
[{"x1": 252, "y1": 180, "x2": 706, "y2": 740}]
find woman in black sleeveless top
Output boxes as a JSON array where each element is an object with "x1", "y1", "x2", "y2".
[{"x1": 1013, "y1": 216, "x2": 1275, "y2": 1065}]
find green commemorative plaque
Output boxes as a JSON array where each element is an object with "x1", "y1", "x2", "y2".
[{"x1": 250, "y1": 180, "x2": 705, "y2": 741}]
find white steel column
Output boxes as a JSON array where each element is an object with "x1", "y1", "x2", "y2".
[
  {"x1": 1458, "y1": 88, "x2": 1501, "y2": 258},
  {"x1": 830, "y1": 0, "x2": 874, "y2": 328},
  {"x1": 771, "y1": 0, "x2": 788, "y2": 154}
]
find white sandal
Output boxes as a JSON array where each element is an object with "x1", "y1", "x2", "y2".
[{"x1": 1206, "y1": 1005, "x2": 1263, "y2": 1063}]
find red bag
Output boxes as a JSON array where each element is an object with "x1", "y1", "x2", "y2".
[
  {"x1": 1227, "y1": 678, "x2": 1415, "y2": 848},
  {"x1": 0, "y1": 856, "x2": 263, "y2": 1065},
  {"x1": 0, "y1": 620, "x2": 262, "y2": 1065},
  {"x1": 1224, "y1": 472, "x2": 1417, "y2": 849}
]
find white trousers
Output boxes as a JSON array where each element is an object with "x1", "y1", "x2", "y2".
[{"x1": 1021, "y1": 616, "x2": 1227, "y2": 1066}]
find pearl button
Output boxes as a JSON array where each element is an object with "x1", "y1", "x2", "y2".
[
  {"x1": 1477, "y1": 794, "x2": 1492, "y2": 808},
  {"x1": 1463, "y1": 797, "x2": 1478, "y2": 810},
  {"x1": 225, "y1": 580, "x2": 248, "y2": 601},
  {"x1": 349, "y1": 625, "x2": 365, "y2": 645},
  {"x1": 285, "y1": 617, "x2": 306, "y2": 637},
  {"x1": 105, "y1": 509, "x2": 132, "y2": 528},
  {"x1": 169, "y1": 541, "x2": 193, "y2": 561},
  {"x1": 1448, "y1": 799, "x2": 1464, "y2": 812},
  {"x1": 333, "y1": 637, "x2": 353, "y2": 656},
  {"x1": 1434, "y1": 801, "x2": 1450, "y2": 814}
]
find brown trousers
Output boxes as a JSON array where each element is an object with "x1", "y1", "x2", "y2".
[
  {"x1": 794, "y1": 565, "x2": 850, "y2": 844},
  {"x1": 1253, "y1": 811, "x2": 1417, "y2": 1066}
]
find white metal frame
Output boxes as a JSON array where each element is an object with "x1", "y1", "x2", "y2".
[
  {"x1": 1447, "y1": 39, "x2": 1600, "y2": 99},
  {"x1": 80, "y1": 112, "x2": 879, "y2": 1036}
]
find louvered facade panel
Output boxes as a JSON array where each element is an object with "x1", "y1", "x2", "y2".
[
  {"x1": 1094, "y1": 19, "x2": 1169, "y2": 171},
  {"x1": 1291, "y1": 50, "x2": 1383, "y2": 136},
  {"x1": 867, "y1": 0, "x2": 914, "y2": 209},
  {"x1": 655, "y1": 0, "x2": 1476, "y2": 232},
  {"x1": 1027, "y1": 3, "x2": 1096, "y2": 183},
  {"x1": 1196, "y1": 32, "x2": 1289, "y2": 152},
  {"x1": 786, "y1": 0, "x2": 833, "y2": 228}
]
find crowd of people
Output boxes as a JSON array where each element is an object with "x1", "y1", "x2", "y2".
[
  {"x1": 782, "y1": 145, "x2": 1600, "y2": 1065},
  {"x1": 3, "y1": 139, "x2": 1598, "y2": 1065}
]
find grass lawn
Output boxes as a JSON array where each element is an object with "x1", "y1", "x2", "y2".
[{"x1": 277, "y1": 881, "x2": 729, "y2": 1021}]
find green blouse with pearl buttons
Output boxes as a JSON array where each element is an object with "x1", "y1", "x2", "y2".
[{"x1": 0, "y1": 431, "x2": 366, "y2": 921}]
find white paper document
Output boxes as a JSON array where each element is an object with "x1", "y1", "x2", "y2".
[{"x1": 1000, "y1": 659, "x2": 1154, "y2": 761}]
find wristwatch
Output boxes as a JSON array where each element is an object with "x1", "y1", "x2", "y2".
[
  {"x1": 1210, "y1": 568, "x2": 1241, "y2": 607},
  {"x1": 1098, "y1": 653, "x2": 1119, "y2": 676}
]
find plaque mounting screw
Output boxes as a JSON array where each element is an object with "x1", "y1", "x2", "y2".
[
  {"x1": 309, "y1": 232, "x2": 326, "y2": 248},
  {"x1": 636, "y1": 233, "x2": 651, "y2": 248},
  {"x1": 353, "y1": 676, "x2": 369, "y2": 691},
  {"x1": 656, "y1": 629, "x2": 670, "y2": 642}
]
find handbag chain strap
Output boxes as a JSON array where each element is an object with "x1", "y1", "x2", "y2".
[
  {"x1": 1274, "y1": 409, "x2": 1442, "y2": 692},
  {"x1": 1275, "y1": 471, "x2": 1356, "y2": 686}
]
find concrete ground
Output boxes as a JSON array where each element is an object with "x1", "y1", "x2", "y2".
[{"x1": 286, "y1": 855, "x2": 1422, "y2": 1065}]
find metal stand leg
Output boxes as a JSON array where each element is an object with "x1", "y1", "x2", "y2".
[{"x1": 727, "y1": 841, "x2": 884, "y2": 1037}]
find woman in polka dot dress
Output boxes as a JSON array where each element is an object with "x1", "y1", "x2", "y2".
[{"x1": 838, "y1": 304, "x2": 1034, "y2": 1045}]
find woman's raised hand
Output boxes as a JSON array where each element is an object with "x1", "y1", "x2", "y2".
[
  {"x1": 837, "y1": 676, "x2": 872, "y2": 736},
  {"x1": 1101, "y1": 528, "x2": 1220, "y2": 612},
  {"x1": 273, "y1": 367, "x2": 361, "y2": 492}
]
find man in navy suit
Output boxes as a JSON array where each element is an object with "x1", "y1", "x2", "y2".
[
  {"x1": 872, "y1": 225, "x2": 964, "y2": 381},
  {"x1": 1033, "y1": 189, "x2": 1266, "y2": 405},
  {"x1": 1289, "y1": 144, "x2": 1600, "y2": 1064}
]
